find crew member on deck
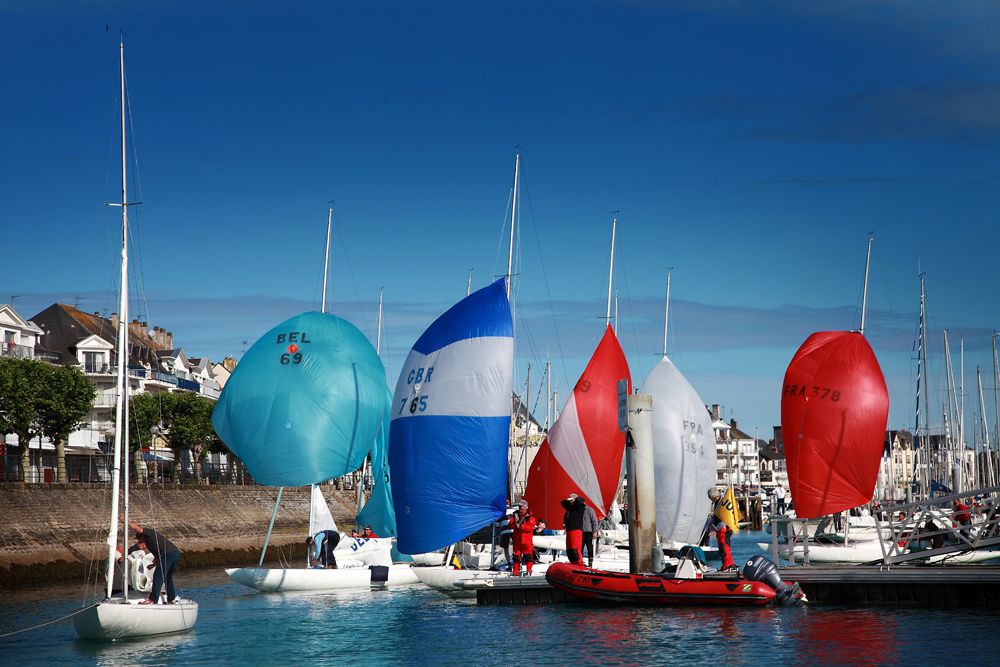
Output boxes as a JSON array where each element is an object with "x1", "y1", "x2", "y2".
[
  {"x1": 307, "y1": 529, "x2": 341, "y2": 568},
  {"x1": 561, "y1": 494, "x2": 587, "y2": 564},
  {"x1": 510, "y1": 499, "x2": 537, "y2": 575},
  {"x1": 127, "y1": 519, "x2": 182, "y2": 604}
]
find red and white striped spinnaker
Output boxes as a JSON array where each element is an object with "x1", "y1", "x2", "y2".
[{"x1": 522, "y1": 325, "x2": 631, "y2": 525}]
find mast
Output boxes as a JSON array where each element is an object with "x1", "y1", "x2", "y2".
[
  {"x1": 518, "y1": 364, "x2": 532, "y2": 498},
  {"x1": 962, "y1": 338, "x2": 973, "y2": 486},
  {"x1": 860, "y1": 233, "x2": 873, "y2": 335},
  {"x1": 105, "y1": 38, "x2": 129, "y2": 599},
  {"x1": 376, "y1": 288, "x2": 384, "y2": 355},
  {"x1": 979, "y1": 367, "x2": 994, "y2": 487},
  {"x1": 663, "y1": 271, "x2": 671, "y2": 356},
  {"x1": 944, "y1": 331, "x2": 961, "y2": 490},
  {"x1": 545, "y1": 360, "x2": 551, "y2": 431},
  {"x1": 321, "y1": 206, "x2": 332, "y2": 314},
  {"x1": 993, "y1": 331, "x2": 999, "y2": 454},
  {"x1": 309, "y1": 205, "x2": 334, "y2": 556},
  {"x1": 614, "y1": 290, "x2": 619, "y2": 336},
  {"x1": 605, "y1": 214, "x2": 617, "y2": 327},
  {"x1": 467, "y1": 269, "x2": 473, "y2": 297},
  {"x1": 505, "y1": 152, "x2": 519, "y2": 300}
]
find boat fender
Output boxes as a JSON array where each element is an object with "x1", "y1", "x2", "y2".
[{"x1": 741, "y1": 555, "x2": 806, "y2": 605}]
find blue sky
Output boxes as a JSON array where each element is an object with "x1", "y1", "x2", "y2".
[{"x1": 2, "y1": 1, "x2": 998, "y2": 438}]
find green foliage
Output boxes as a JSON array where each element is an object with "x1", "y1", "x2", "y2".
[
  {"x1": 128, "y1": 391, "x2": 219, "y2": 459},
  {"x1": 0, "y1": 358, "x2": 57, "y2": 443},
  {"x1": 37, "y1": 364, "x2": 96, "y2": 444}
]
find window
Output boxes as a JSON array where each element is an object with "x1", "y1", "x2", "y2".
[{"x1": 83, "y1": 351, "x2": 103, "y2": 373}]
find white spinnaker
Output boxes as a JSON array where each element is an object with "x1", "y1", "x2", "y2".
[
  {"x1": 643, "y1": 355, "x2": 716, "y2": 545},
  {"x1": 310, "y1": 484, "x2": 339, "y2": 534}
]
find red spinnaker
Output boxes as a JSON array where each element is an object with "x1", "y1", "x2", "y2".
[
  {"x1": 523, "y1": 326, "x2": 631, "y2": 526},
  {"x1": 780, "y1": 331, "x2": 889, "y2": 519}
]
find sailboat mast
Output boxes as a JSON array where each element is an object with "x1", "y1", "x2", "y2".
[
  {"x1": 663, "y1": 271, "x2": 671, "y2": 357},
  {"x1": 860, "y1": 233, "x2": 873, "y2": 335},
  {"x1": 993, "y1": 331, "x2": 999, "y2": 452},
  {"x1": 545, "y1": 360, "x2": 551, "y2": 431},
  {"x1": 506, "y1": 153, "x2": 519, "y2": 300},
  {"x1": 105, "y1": 38, "x2": 129, "y2": 599},
  {"x1": 308, "y1": 205, "x2": 334, "y2": 559},
  {"x1": 376, "y1": 288, "x2": 384, "y2": 355},
  {"x1": 321, "y1": 206, "x2": 332, "y2": 314},
  {"x1": 614, "y1": 290, "x2": 619, "y2": 336},
  {"x1": 978, "y1": 367, "x2": 994, "y2": 486},
  {"x1": 605, "y1": 214, "x2": 617, "y2": 327},
  {"x1": 944, "y1": 331, "x2": 960, "y2": 489}
]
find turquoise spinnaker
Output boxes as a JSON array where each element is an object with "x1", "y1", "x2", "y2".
[
  {"x1": 212, "y1": 311, "x2": 388, "y2": 487},
  {"x1": 356, "y1": 389, "x2": 398, "y2": 538}
]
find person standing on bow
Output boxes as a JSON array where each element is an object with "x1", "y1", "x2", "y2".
[
  {"x1": 581, "y1": 502, "x2": 599, "y2": 567},
  {"x1": 306, "y1": 529, "x2": 341, "y2": 568},
  {"x1": 127, "y1": 519, "x2": 181, "y2": 604},
  {"x1": 561, "y1": 494, "x2": 587, "y2": 564},
  {"x1": 510, "y1": 499, "x2": 537, "y2": 576}
]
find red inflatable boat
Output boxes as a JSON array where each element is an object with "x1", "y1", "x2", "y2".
[{"x1": 545, "y1": 562, "x2": 777, "y2": 607}]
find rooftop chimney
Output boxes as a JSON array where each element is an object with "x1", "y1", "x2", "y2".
[{"x1": 711, "y1": 404, "x2": 721, "y2": 421}]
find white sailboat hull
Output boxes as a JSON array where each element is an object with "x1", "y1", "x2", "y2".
[
  {"x1": 758, "y1": 541, "x2": 1000, "y2": 564},
  {"x1": 226, "y1": 564, "x2": 419, "y2": 592},
  {"x1": 415, "y1": 552, "x2": 633, "y2": 597},
  {"x1": 413, "y1": 566, "x2": 509, "y2": 598},
  {"x1": 73, "y1": 597, "x2": 198, "y2": 640}
]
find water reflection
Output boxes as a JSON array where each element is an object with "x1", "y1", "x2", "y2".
[
  {"x1": 74, "y1": 629, "x2": 196, "y2": 666},
  {"x1": 791, "y1": 607, "x2": 897, "y2": 666}
]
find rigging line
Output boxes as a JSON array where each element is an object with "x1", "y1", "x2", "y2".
[
  {"x1": 518, "y1": 169, "x2": 570, "y2": 394},
  {"x1": 493, "y1": 183, "x2": 515, "y2": 287},
  {"x1": 124, "y1": 72, "x2": 152, "y2": 329},
  {"x1": 332, "y1": 210, "x2": 373, "y2": 337},
  {"x1": 0, "y1": 604, "x2": 101, "y2": 639}
]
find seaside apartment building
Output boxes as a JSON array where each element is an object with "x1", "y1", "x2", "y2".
[
  {"x1": 710, "y1": 404, "x2": 761, "y2": 492},
  {"x1": 3, "y1": 303, "x2": 234, "y2": 483}
]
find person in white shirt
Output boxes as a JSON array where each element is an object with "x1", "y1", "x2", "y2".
[{"x1": 774, "y1": 484, "x2": 787, "y2": 515}]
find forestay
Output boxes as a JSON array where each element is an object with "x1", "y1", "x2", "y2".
[
  {"x1": 644, "y1": 354, "x2": 716, "y2": 545},
  {"x1": 212, "y1": 311, "x2": 388, "y2": 486},
  {"x1": 389, "y1": 279, "x2": 513, "y2": 554}
]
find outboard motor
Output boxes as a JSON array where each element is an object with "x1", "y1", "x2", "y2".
[{"x1": 742, "y1": 555, "x2": 807, "y2": 605}]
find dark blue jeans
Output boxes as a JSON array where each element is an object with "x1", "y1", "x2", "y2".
[{"x1": 149, "y1": 551, "x2": 180, "y2": 602}]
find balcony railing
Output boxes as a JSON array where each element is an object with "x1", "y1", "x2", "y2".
[
  {"x1": 85, "y1": 364, "x2": 115, "y2": 375},
  {"x1": 1, "y1": 343, "x2": 35, "y2": 359},
  {"x1": 176, "y1": 378, "x2": 198, "y2": 392}
]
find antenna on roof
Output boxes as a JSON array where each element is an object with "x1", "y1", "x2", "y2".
[
  {"x1": 9, "y1": 295, "x2": 20, "y2": 308},
  {"x1": 74, "y1": 295, "x2": 87, "y2": 308}
]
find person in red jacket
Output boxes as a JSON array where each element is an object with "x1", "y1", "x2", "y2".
[
  {"x1": 510, "y1": 499, "x2": 538, "y2": 576},
  {"x1": 953, "y1": 499, "x2": 972, "y2": 540}
]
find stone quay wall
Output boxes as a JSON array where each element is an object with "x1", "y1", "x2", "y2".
[{"x1": 0, "y1": 484, "x2": 360, "y2": 589}]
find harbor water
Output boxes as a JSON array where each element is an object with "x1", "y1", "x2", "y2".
[{"x1": 2, "y1": 532, "x2": 998, "y2": 666}]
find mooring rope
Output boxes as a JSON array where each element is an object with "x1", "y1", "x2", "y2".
[{"x1": 0, "y1": 603, "x2": 100, "y2": 639}]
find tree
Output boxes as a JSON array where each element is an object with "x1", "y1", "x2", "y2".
[
  {"x1": 168, "y1": 392, "x2": 218, "y2": 483},
  {"x1": 0, "y1": 358, "x2": 48, "y2": 481},
  {"x1": 37, "y1": 364, "x2": 96, "y2": 483},
  {"x1": 127, "y1": 391, "x2": 218, "y2": 483}
]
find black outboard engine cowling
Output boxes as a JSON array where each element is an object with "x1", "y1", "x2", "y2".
[{"x1": 742, "y1": 555, "x2": 806, "y2": 605}]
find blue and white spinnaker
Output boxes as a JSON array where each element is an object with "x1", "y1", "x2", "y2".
[{"x1": 389, "y1": 279, "x2": 513, "y2": 555}]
